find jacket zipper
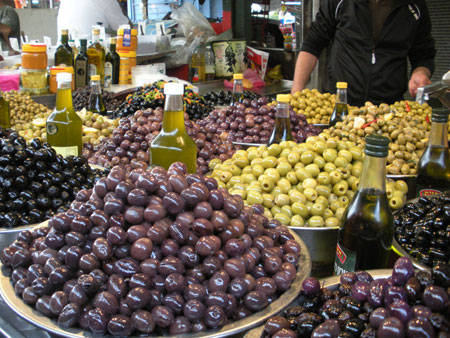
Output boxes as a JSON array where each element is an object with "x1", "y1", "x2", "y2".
[{"x1": 372, "y1": 50, "x2": 376, "y2": 64}]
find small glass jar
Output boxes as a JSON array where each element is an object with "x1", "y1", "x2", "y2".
[
  {"x1": 117, "y1": 28, "x2": 138, "y2": 51},
  {"x1": 21, "y1": 43, "x2": 48, "y2": 70},
  {"x1": 20, "y1": 68, "x2": 48, "y2": 95}
]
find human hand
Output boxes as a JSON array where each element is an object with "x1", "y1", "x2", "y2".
[{"x1": 409, "y1": 67, "x2": 432, "y2": 98}]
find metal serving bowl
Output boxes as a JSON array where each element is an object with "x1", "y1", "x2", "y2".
[
  {"x1": 244, "y1": 270, "x2": 392, "y2": 338},
  {"x1": 0, "y1": 224, "x2": 312, "y2": 338},
  {"x1": 0, "y1": 222, "x2": 45, "y2": 251}
]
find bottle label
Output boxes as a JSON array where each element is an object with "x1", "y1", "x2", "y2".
[
  {"x1": 89, "y1": 64, "x2": 97, "y2": 76},
  {"x1": 52, "y1": 146, "x2": 79, "y2": 157},
  {"x1": 75, "y1": 60, "x2": 87, "y2": 88},
  {"x1": 334, "y1": 242, "x2": 357, "y2": 275},
  {"x1": 104, "y1": 62, "x2": 113, "y2": 88},
  {"x1": 47, "y1": 123, "x2": 58, "y2": 136},
  {"x1": 122, "y1": 29, "x2": 131, "y2": 47},
  {"x1": 206, "y1": 65, "x2": 215, "y2": 74},
  {"x1": 416, "y1": 185, "x2": 443, "y2": 197}
]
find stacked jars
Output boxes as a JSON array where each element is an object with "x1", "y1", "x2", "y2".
[
  {"x1": 20, "y1": 44, "x2": 48, "y2": 95},
  {"x1": 116, "y1": 27, "x2": 137, "y2": 84}
]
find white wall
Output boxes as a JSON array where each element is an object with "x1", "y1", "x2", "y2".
[{"x1": 17, "y1": 8, "x2": 58, "y2": 44}]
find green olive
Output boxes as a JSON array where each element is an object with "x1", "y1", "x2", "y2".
[
  {"x1": 271, "y1": 205, "x2": 282, "y2": 215},
  {"x1": 276, "y1": 162, "x2": 292, "y2": 176},
  {"x1": 316, "y1": 195, "x2": 329, "y2": 207},
  {"x1": 300, "y1": 150, "x2": 315, "y2": 165},
  {"x1": 295, "y1": 168, "x2": 312, "y2": 182},
  {"x1": 231, "y1": 189, "x2": 246, "y2": 199},
  {"x1": 265, "y1": 168, "x2": 280, "y2": 182},
  {"x1": 305, "y1": 164, "x2": 320, "y2": 177},
  {"x1": 325, "y1": 217, "x2": 340, "y2": 227},
  {"x1": 243, "y1": 173, "x2": 257, "y2": 184},
  {"x1": 288, "y1": 190, "x2": 306, "y2": 204},
  {"x1": 389, "y1": 195, "x2": 403, "y2": 209},
  {"x1": 335, "y1": 207, "x2": 346, "y2": 220},
  {"x1": 308, "y1": 215, "x2": 325, "y2": 227},
  {"x1": 394, "y1": 180, "x2": 408, "y2": 193},
  {"x1": 334, "y1": 156, "x2": 349, "y2": 168},
  {"x1": 252, "y1": 164, "x2": 265, "y2": 177},
  {"x1": 333, "y1": 181, "x2": 348, "y2": 196},
  {"x1": 262, "y1": 194, "x2": 275, "y2": 208},
  {"x1": 277, "y1": 178, "x2": 292, "y2": 194},
  {"x1": 316, "y1": 184, "x2": 332, "y2": 197},
  {"x1": 317, "y1": 172, "x2": 331, "y2": 185},
  {"x1": 310, "y1": 202, "x2": 325, "y2": 216},
  {"x1": 303, "y1": 188, "x2": 318, "y2": 201},
  {"x1": 259, "y1": 178, "x2": 274, "y2": 192},
  {"x1": 286, "y1": 171, "x2": 299, "y2": 185},
  {"x1": 292, "y1": 202, "x2": 310, "y2": 218},
  {"x1": 246, "y1": 191, "x2": 263, "y2": 205},
  {"x1": 251, "y1": 158, "x2": 263, "y2": 166},
  {"x1": 291, "y1": 215, "x2": 305, "y2": 227},
  {"x1": 324, "y1": 162, "x2": 337, "y2": 173},
  {"x1": 281, "y1": 205, "x2": 293, "y2": 217},
  {"x1": 330, "y1": 171, "x2": 342, "y2": 185},
  {"x1": 268, "y1": 144, "x2": 282, "y2": 156},
  {"x1": 287, "y1": 151, "x2": 300, "y2": 165},
  {"x1": 313, "y1": 156, "x2": 326, "y2": 169},
  {"x1": 323, "y1": 208, "x2": 334, "y2": 219},
  {"x1": 274, "y1": 212, "x2": 290, "y2": 225},
  {"x1": 262, "y1": 156, "x2": 277, "y2": 169},
  {"x1": 338, "y1": 195, "x2": 349, "y2": 205},
  {"x1": 323, "y1": 148, "x2": 338, "y2": 162},
  {"x1": 275, "y1": 193, "x2": 290, "y2": 207}
]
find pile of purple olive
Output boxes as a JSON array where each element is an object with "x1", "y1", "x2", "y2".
[
  {"x1": 0, "y1": 130, "x2": 106, "y2": 227},
  {"x1": 83, "y1": 107, "x2": 236, "y2": 175},
  {"x1": 197, "y1": 98, "x2": 321, "y2": 144},
  {"x1": 262, "y1": 257, "x2": 450, "y2": 338},
  {"x1": 1, "y1": 163, "x2": 301, "y2": 336},
  {"x1": 394, "y1": 192, "x2": 450, "y2": 268}
]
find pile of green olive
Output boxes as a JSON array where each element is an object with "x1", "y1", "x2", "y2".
[
  {"x1": 290, "y1": 89, "x2": 337, "y2": 125},
  {"x1": 208, "y1": 135, "x2": 408, "y2": 228}
]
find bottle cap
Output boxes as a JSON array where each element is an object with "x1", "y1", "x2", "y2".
[
  {"x1": 336, "y1": 82, "x2": 347, "y2": 89},
  {"x1": 233, "y1": 74, "x2": 243, "y2": 80},
  {"x1": 110, "y1": 37, "x2": 117, "y2": 44},
  {"x1": 91, "y1": 75, "x2": 101, "y2": 81},
  {"x1": 92, "y1": 28, "x2": 100, "y2": 35},
  {"x1": 56, "y1": 72, "x2": 72, "y2": 83},
  {"x1": 61, "y1": 29, "x2": 69, "y2": 35},
  {"x1": 277, "y1": 94, "x2": 291, "y2": 103},
  {"x1": 431, "y1": 108, "x2": 449, "y2": 123},
  {"x1": 80, "y1": 39, "x2": 87, "y2": 46},
  {"x1": 164, "y1": 82, "x2": 184, "y2": 95},
  {"x1": 364, "y1": 134, "x2": 389, "y2": 157}
]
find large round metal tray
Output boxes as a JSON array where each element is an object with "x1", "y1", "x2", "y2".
[
  {"x1": 0, "y1": 224, "x2": 312, "y2": 338},
  {"x1": 244, "y1": 270, "x2": 392, "y2": 338},
  {"x1": 0, "y1": 222, "x2": 46, "y2": 251}
]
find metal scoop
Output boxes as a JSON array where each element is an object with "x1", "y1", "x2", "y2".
[{"x1": 416, "y1": 70, "x2": 450, "y2": 109}]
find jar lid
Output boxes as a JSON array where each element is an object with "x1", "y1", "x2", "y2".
[
  {"x1": 233, "y1": 74, "x2": 243, "y2": 80},
  {"x1": 431, "y1": 108, "x2": 449, "y2": 123},
  {"x1": 277, "y1": 94, "x2": 291, "y2": 103},
  {"x1": 117, "y1": 28, "x2": 138, "y2": 36},
  {"x1": 92, "y1": 28, "x2": 100, "y2": 35},
  {"x1": 61, "y1": 29, "x2": 69, "y2": 35},
  {"x1": 117, "y1": 50, "x2": 136, "y2": 57},
  {"x1": 336, "y1": 82, "x2": 347, "y2": 89},
  {"x1": 164, "y1": 82, "x2": 184, "y2": 95},
  {"x1": 22, "y1": 43, "x2": 47, "y2": 53},
  {"x1": 364, "y1": 134, "x2": 389, "y2": 157},
  {"x1": 50, "y1": 66, "x2": 74, "y2": 75},
  {"x1": 110, "y1": 37, "x2": 117, "y2": 44},
  {"x1": 91, "y1": 75, "x2": 101, "y2": 81},
  {"x1": 56, "y1": 72, "x2": 72, "y2": 83}
]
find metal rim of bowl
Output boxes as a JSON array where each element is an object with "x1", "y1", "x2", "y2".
[
  {"x1": 0, "y1": 223, "x2": 312, "y2": 338},
  {"x1": 244, "y1": 270, "x2": 393, "y2": 338}
]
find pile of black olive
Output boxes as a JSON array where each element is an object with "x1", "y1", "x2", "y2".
[
  {"x1": 203, "y1": 90, "x2": 266, "y2": 107},
  {"x1": 394, "y1": 192, "x2": 450, "y2": 268},
  {"x1": 72, "y1": 87, "x2": 122, "y2": 112},
  {"x1": 262, "y1": 257, "x2": 450, "y2": 338},
  {"x1": 84, "y1": 107, "x2": 236, "y2": 175},
  {"x1": 110, "y1": 83, "x2": 214, "y2": 121},
  {"x1": 0, "y1": 130, "x2": 106, "y2": 227},
  {"x1": 1, "y1": 163, "x2": 301, "y2": 335}
]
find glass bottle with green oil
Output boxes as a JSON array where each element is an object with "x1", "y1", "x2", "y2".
[
  {"x1": 334, "y1": 134, "x2": 393, "y2": 274},
  {"x1": 46, "y1": 72, "x2": 82, "y2": 156},
  {"x1": 104, "y1": 37, "x2": 120, "y2": 88},
  {"x1": 150, "y1": 83, "x2": 197, "y2": 173},
  {"x1": 88, "y1": 75, "x2": 106, "y2": 115},
  {"x1": 231, "y1": 73, "x2": 244, "y2": 105},
  {"x1": 0, "y1": 91, "x2": 11, "y2": 129},
  {"x1": 75, "y1": 39, "x2": 88, "y2": 89},
  {"x1": 329, "y1": 82, "x2": 349, "y2": 126},
  {"x1": 268, "y1": 94, "x2": 293, "y2": 145},
  {"x1": 55, "y1": 29, "x2": 73, "y2": 67},
  {"x1": 87, "y1": 28, "x2": 105, "y2": 86},
  {"x1": 416, "y1": 108, "x2": 450, "y2": 196}
]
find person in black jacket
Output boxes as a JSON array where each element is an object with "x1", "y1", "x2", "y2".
[{"x1": 291, "y1": 0, "x2": 436, "y2": 106}]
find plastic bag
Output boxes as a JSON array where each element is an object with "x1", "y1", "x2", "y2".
[{"x1": 171, "y1": 3, "x2": 215, "y2": 44}]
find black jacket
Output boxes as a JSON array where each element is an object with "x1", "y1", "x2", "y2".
[{"x1": 301, "y1": 0, "x2": 436, "y2": 106}]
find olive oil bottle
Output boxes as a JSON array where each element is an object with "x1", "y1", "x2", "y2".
[
  {"x1": 88, "y1": 75, "x2": 106, "y2": 115},
  {"x1": 268, "y1": 94, "x2": 293, "y2": 145},
  {"x1": 75, "y1": 39, "x2": 88, "y2": 89},
  {"x1": 104, "y1": 38, "x2": 120, "y2": 88},
  {"x1": 416, "y1": 108, "x2": 450, "y2": 197},
  {"x1": 87, "y1": 28, "x2": 105, "y2": 86},
  {"x1": 334, "y1": 134, "x2": 393, "y2": 274},
  {"x1": 232, "y1": 73, "x2": 244, "y2": 105},
  {"x1": 0, "y1": 92, "x2": 11, "y2": 129},
  {"x1": 46, "y1": 72, "x2": 82, "y2": 156},
  {"x1": 329, "y1": 82, "x2": 349, "y2": 126},
  {"x1": 150, "y1": 83, "x2": 197, "y2": 173},
  {"x1": 55, "y1": 29, "x2": 73, "y2": 67}
]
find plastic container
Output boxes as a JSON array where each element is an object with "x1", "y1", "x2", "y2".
[
  {"x1": 20, "y1": 68, "x2": 48, "y2": 95},
  {"x1": 49, "y1": 67, "x2": 74, "y2": 93},
  {"x1": 0, "y1": 69, "x2": 20, "y2": 92},
  {"x1": 116, "y1": 28, "x2": 138, "y2": 51},
  {"x1": 21, "y1": 44, "x2": 48, "y2": 70},
  {"x1": 117, "y1": 50, "x2": 136, "y2": 83}
]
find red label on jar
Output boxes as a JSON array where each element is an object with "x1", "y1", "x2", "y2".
[{"x1": 419, "y1": 188, "x2": 442, "y2": 197}]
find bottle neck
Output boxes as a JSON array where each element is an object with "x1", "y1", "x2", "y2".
[
  {"x1": 358, "y1": 154, "x2": 387, "y2": 191},
  {"x1": 233, "y1": 79, "x2": 243, "y2": 94},
  {"x1": 80, "y1": 43, "x2": 87, "y2": 53},
  {"x1": 90, "y1": 81, "x2": 102, "y2": 94},
  {"x1": 428, "y1": 121, "x2": 448, "y2": 147},
  {"x1": 109, "y1": 43, "x2": 116, "y2": 53},
  {"x1": 92, "y1": 34, "x2": 99, "y2": 43},
  {"x1": 61, "y1": 33, "x2": 69, "y2": 45},
  {"x1": 276, "y1": 102, "x2": 289, "y2": 118},
  {"x1": 336, "y1": 88, "x2": 347, "y2": 104},
  {"x1": 55, "y1": 81, "x2": 74, "y2": 113},
  {"x1": 163, "y1": 94, "x2": 186, "y2": 132}
]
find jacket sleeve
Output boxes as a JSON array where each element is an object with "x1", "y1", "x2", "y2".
[
  {"x1": 300, "y1": 0, "x2": 340, "y2": 58},
  {"x1": 408, "y1": 1, "x2": 436, "y2": 75}
]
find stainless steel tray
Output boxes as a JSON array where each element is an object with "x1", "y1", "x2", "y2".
[
  {"x1": 0, "y1": 222, "x2": 47, "y2": 251},
  {"x1": 244, "y1": 270, "x2": 392, "y2": 338},
  {"x1": 0, "y1": 224, "x2": 311, "y2": 338},
  {"x1": 232, "y1": 141, "x2": 266, "y2": 149}
]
